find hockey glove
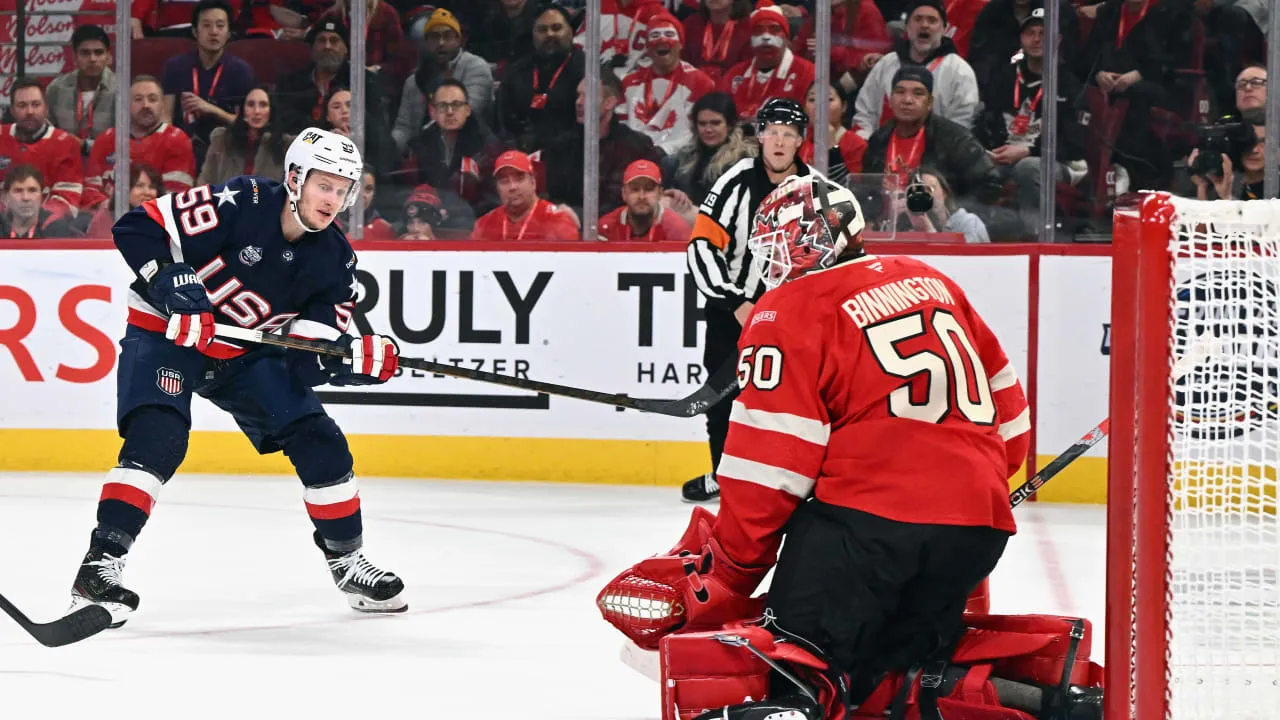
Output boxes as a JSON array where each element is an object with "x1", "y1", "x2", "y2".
[
  {"x1": 319, "y1": 334, "x2": 400, "y2": 385},
  {"x1": 149, "y1": 262, "x2": 215, "y2": 352}
]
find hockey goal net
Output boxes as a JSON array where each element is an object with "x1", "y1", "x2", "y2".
[{"x1": 1109, "y1": 193, "x2": 1280, "y2": 719}]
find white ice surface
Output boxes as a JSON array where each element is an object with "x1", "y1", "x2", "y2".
[{"x1": 0, "y1": 473, "x2": 1106, "y2": 719}]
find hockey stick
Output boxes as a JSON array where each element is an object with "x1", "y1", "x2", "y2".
[
  {"x1": 212, "y1": 323, "x2": 737, "y2": 418},
  {"x1": 1008, "y1": 418, "x2": 1110, "y2": 508},
  {"x1": 0, "y1": 593, "x2": 113, "y2": 647}
]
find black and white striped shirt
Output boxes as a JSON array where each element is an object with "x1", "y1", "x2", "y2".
[{"x1": 686, "y1": 156, "x2": 812, "y2": 312}]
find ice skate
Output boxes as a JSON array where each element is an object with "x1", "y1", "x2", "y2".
[
  {"x1": 682, "y1": 472, "x2": 720, "y2": 503},
  {"x1": 315, "y1": 532, "x2": 407, "y2": 613},
  {"x1": 70, "y1": 548, "x2": 140, "y2": 629}
]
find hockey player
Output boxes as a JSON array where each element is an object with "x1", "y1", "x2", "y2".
[
  {"x1": 610, "y1": 173, "x2": 1031, "y2": 719},
  {"x1": 683, "y1": 97, "x2": 811, "y2": 503},
  {"x1": 70, "y1": 127, "x2": 407, "y2": 627}
]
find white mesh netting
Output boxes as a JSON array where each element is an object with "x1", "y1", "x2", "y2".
[{"x1": 1164, "y1": 197, "x2": 1280, "y2": 718}]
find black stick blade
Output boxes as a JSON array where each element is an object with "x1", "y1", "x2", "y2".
[{"x1": 0, "y1": 593, "x2": 114, "y2": 648}]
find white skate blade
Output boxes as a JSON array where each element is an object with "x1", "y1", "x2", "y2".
[
  {"x1": 344, "y1": 590, "x2": 408, "y2": 613},
  {"x1": 619, "y1": 639, "x2": 660, "y2": 682},
  {"x1": 69, "y1": 594, "x2": 133, "y2": 628}
]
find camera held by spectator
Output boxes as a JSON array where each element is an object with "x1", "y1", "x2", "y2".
[{"x1": 1190, "y1": 116, "x2": 1258, "y2": 180}]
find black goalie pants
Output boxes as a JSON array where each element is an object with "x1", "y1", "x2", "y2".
[{"x1": 764, "y1": 500, "x2": 1011, "y2": 700}]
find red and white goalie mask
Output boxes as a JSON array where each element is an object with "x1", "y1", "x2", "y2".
[{"x1": 750, "y1": 173, "x2": 865, "y2": 290}]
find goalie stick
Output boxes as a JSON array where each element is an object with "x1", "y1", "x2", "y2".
[
  {"x1": 211, "y1": 324, "x2": 737, "y2": 418},
  {"x1": 0, "y1": 593, "x2": 112, "y2": 647}
]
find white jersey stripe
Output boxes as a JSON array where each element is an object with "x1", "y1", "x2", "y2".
[
  {"x1": 998, "y1": 407, "x2": 1032, "y2": 440},
  {"x1": 729, "y1": 401, "x2": 830, "y2": 446},
  {"x1": 153, "y1": 193, "x2": 185, "y2": 262},
  {"x1": 717, "y1": 453, "x2": 816, "y2": 499},
  {"x1": 989, "y1": 362, "x2": 1019, "y2": 391}
]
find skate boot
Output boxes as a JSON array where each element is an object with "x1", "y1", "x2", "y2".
[
  {"x1": 315, "y1": 532, "x2": 407, "y2": 613},
  {"x1": 681, "y1": 472, "x2": 720, "y2": 503},
  {"x1": 70, "y1": 548, "x2": 140, "y2": 629}
]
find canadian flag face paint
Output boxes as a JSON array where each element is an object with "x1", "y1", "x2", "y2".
[
  {"x1": 648, "y1": 26, "x2": 680, "y2": 53},
  {"x1": 750, "y1": 25, "x2": 786, "y2": 65}
]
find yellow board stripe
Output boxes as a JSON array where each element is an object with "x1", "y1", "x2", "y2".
[{"x1": 0, "y1": 429, "x2": 1111, "y2": 501}]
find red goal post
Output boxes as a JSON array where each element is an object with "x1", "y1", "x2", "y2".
[{"x1": 1108, "y1": 193, "x2": 1280, "y2": 720}]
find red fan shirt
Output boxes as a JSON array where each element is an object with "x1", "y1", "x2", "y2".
[
  {"x1": 712, "y1": 254, "x2": 1029, "y2": 571},
  {"x1": 0, "y1": 123, "x2": 84, "y2": 216},
  {"x1": 84, "y1": 123, "x2": 196, "y2": 208},
  {"x1": 718, "y1": 48, "x2": 814, "y2": 120},
  {"x1": 620, "y1": 61, "x2": 716, "y2": 152},
  {"x1": 473, "y1": 199, "x2": 580, "y2": 242},
  {"x1": 596, "y1": 205, "x2": 692, "y2": 242}
]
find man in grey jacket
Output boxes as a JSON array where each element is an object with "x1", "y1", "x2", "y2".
[
  {"x1": 853, "y1": 0, "x2": 979, "y2": 137},
  {"x1": 44, "y1": 24, "x2": 116, "y2": 156},
  {"x1": 392, "y1": 8, "x2": 495, "y2": 156}
]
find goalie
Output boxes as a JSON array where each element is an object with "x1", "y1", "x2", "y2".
[{"x1": 599, "y1": 174, "x2": 1101, "y2": 720}]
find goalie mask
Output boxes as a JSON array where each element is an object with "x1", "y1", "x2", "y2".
[
  {"x1": 284, "y1": 127, "x2": 364, "y2": 232},
  {"x1": 749, "y1": 173, "x2": 865, "y2": 290}
]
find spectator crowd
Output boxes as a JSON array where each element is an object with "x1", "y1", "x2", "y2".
[{"x1": 0, "y1": 0, "x2": 1272, "y2": 241}]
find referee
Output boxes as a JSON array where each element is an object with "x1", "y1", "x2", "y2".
[{"x1": 682, "y1": 97, "x2": 812, "y2": 502}]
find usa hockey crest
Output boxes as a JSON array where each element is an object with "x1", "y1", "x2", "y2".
[
  {"x1": 239, "y1": 245, "x2": 264, "y2": 266},
  {"x1": 156, "y1": 368, "x2": 184, "y2": 396}
]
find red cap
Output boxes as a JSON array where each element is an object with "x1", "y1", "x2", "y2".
[
  {"x1": 494, "y1": 150, "x2": 534, "y2": 175},
  {"x1": 646, "y1": 12, "x2": 684, "y2": 45},
  {"x1": 623, "y1": 159, "x2": 662, "y2": 186},
  {"x1": 750, "y1": 1, "x2": 790, "y2": 38}
]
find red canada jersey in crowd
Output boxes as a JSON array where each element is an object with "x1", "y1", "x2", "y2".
[
  {"x1": 620, "y1": 61, "x2": 716, "y2": 152},
  {"x1": 712, "y1": 254, "x2": 1030, "y2": 570},
  {"x1": 596, "y1": 206, "x2": 692, "y2": 242},
  {"x1": 0, "y1": 123, "x2": 84, "y2": 216},
  {"x1": 473, "y1": 199, "x2": 580, "y2": 242},
  {"x1": 84, "y1": 124, "x2": 196, "y2": 208},
  {"x1": 718, "y1": 48, "x2": 814, "y2": 119}
]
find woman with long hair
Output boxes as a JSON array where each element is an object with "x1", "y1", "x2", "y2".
[
  {"x1": 84, "y1": 164, "x2": 165, "y2": 238},
  {"x1": 659, "y1": 92, "x2": 755, "y2": 224},
  {"x1": 799, "y1": 80, "x2": 867, "y2": 186},
  {"x1": 321, "y1": 86, "x2": 389, "y2": 177},
  {"x1": 197, "y1": 85, "x2": 289, "y2": 185}
]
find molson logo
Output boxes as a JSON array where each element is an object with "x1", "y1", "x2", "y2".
[
  {"x1": 0, "y1": 14, "x2": 77, "y2": 43},
  {"x1": 2, "y1": 0, "x2": 114, "y2": 12},
  {"x1": 0, "y1": 44, "x2": 72, "y2": 74}
]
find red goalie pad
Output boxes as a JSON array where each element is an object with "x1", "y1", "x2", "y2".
[
  {"x1": 657, "y1": 614, "x2": 1103, "y2": 720},
  {"x1": 597, "y1": 507, "x2": 767, "y2": 650}
]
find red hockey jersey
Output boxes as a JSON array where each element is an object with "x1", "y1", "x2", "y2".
[
  {"x1": 713, "y1": 254, "x2": 1029, "y2": 571},
  {"x1": 473, "y1": 199, "x2": 580, "y2": 242},
  {"x1": 596, "y1": 205, "x2": 691, "y2": 242},
  {"x1": 84, "y1": 123, "x2": 196, "y2": 209},
  {"x1": 0, "y1": 123, "x2": 84, "y2": 216},
  {"x1": 620, "y1": 61, "x2": 716, "y2": 153},
  {"x1": 718, "y1": 48, "x2": 814, "y2": 120}
]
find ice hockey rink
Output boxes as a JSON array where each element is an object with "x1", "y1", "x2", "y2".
[{"x1": 0, "y1": 472, "x2": 1106, "y2": 719}]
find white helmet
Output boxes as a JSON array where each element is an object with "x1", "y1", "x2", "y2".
[
  {"x1": 284, "y1": 127, "x2": 363, "y2": 231},
  {"x1": 749, "y1": 172, "x2": 865, "y2": 290}
]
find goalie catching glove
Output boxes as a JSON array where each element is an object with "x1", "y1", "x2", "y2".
[
  {"x1": 148, "y1": 262, "x2": 215, "y2": 352},
  {"x1": 597, "y1": 506, "x2": 770, "y2": 650}
]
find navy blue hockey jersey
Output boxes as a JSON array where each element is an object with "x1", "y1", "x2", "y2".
[{"x1": 114, "y1": 176, "x2": 357, "y2": 358}]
